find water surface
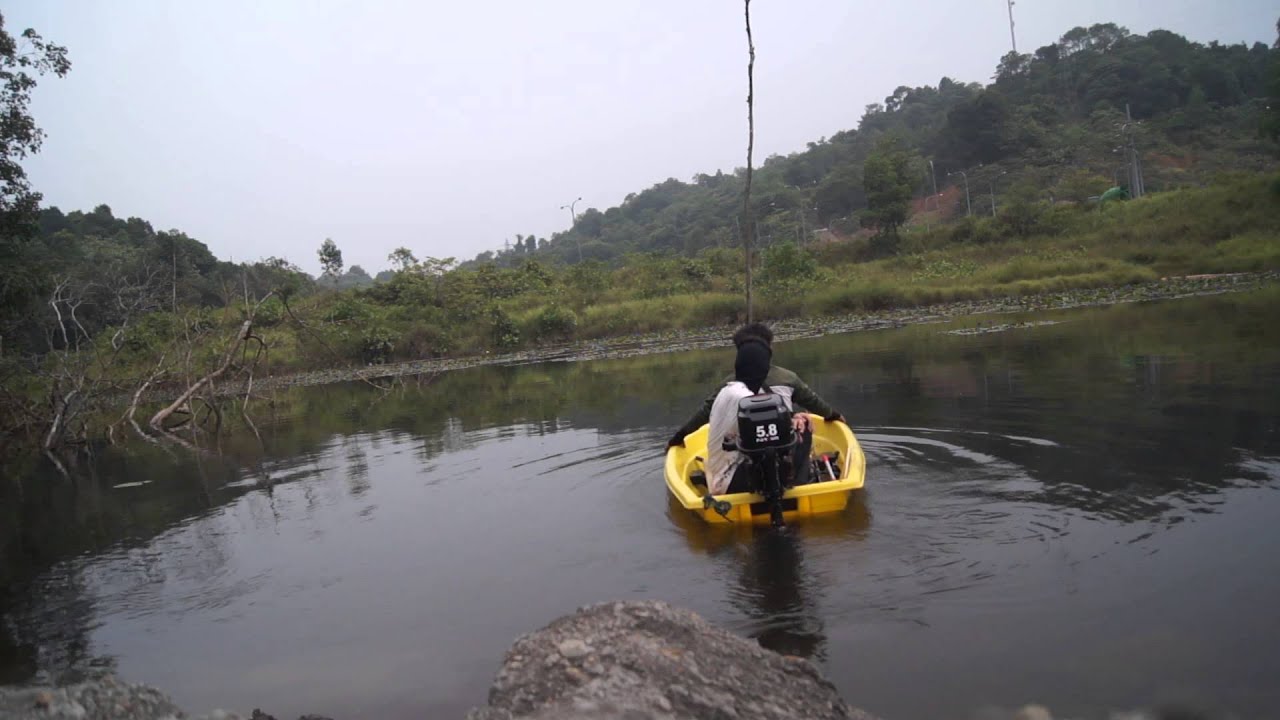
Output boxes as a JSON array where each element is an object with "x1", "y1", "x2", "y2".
[{"x1": 3, "y1": 290, "x2": 1279, "y2": 719}]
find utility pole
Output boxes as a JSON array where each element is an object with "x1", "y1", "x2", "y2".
[
  {"x1": 1122, "y1": 104, "x2": 1145, "y2": 198},
  {"x1": 1006, "y1": 0, "x2": 1017, "y2": 53},
  {"x1": 742, "y1": 0, "x2": 756, "y2": 324},
  {"x1": 948, "y1": 170, "x2": 972, "y2": 217},
  {"x1": 928, "y1": 159, "x2": 939, "y2": 210},
  {"x1": 171, "y1": 242, "x2": 177, "y2": 313},
  {"x1": 559, "y1": 196, "x2": 584, "y2": 262}
]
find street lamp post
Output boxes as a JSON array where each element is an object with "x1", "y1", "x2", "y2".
[
  {"x1": 559, "y1": 196, "x2": 583, "y2": 262},
  {"x1": 947, "y1": 170, "x2": 971, "y2": 217},
  {"x1": 989, "y1": 172, "x2": 1008, "y2": 217}
]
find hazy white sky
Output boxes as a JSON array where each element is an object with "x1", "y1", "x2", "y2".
[{"x1": 9, "y1": 1, "x2": 1276, "y2": 275}]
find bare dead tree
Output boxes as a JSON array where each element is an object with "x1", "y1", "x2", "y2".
[
  {"x1": 35, "y1": 264, "x2": 174, "y2": 451},
  {"x1": 108, "y1": 266, "x2": 164, "y2": 351},
  {"x1": 239, "y1": 327, "x2": 269, "y2": 443},
  {"x1": 48, "y1": 276, "x2": 93, "y2": 352},
  {"x1": 742, "y1": 0, "x2": 757, "y2": 323},
  {"x1": 42, "y1": 278, "x2": 95, "y2": 450}
]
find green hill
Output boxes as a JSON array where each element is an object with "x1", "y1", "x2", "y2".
[{"x1": 495, "y1": 22, "x2": 1277, "y2": 267}]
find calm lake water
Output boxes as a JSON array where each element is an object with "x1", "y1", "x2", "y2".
[{"x1": 4, "y1": 290, "x2": 1280, "y2": 719}]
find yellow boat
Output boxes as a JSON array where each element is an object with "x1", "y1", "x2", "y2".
[{"x1": 664, "y1": 413, "x2": 867, "y2": 524}]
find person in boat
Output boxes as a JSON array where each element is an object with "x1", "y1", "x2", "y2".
[
  {"x1": 704, "y1": 337, "x2": 815, "y2": 495},
  {"x1": 666, "y1": 322, "x2": 844, "y2": 450}
]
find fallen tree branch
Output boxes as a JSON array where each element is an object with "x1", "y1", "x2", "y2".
[
  {"x1": 43, "y1": 385, "x2": 80, "y2": 451},
  {"x1": 113, "y1": 352, "x2": 168, "y2": 439},
  {"x1": 43, "y1": 449, "x2": 70, "y2": 481},
  {"x1": 150, "y1": 320, "x2": 252, "y2": 430}
]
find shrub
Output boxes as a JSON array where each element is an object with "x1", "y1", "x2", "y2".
[
  {"x1": 1054, "y1": 168, "x2": 1112, "y2": 203},
  {"x1": 323, "y1": 296, "x2": 374, "y2": 323},
  {"x1": 489, "y1": 306, "x2": 521, "y2": 349},
  {"x1": 529, "y1": 305, "x2": 578, "y2": 343},
  {"x1": 360, "y1": 326, "x2": 395, "y2": 364},
  {"x1": 760, "y1": 241, "x2": 818, "y2": 285},
  {"x1": 681, "y1": 258, "x2": 713, "y2": 283},
  {"x1": 866, "y1": 232, "x2": 901, "y2": 258},
  {"x1": 998, "y1": 189, "x2": 1049, "y2": 238},
  {"x1": 402, "y1": 322, "x2": 451, "y2": 359},
  {"x1": 253, "y1": 297, "x2": 284, "y2": 327},
  {"x1": 949, "y1": 216, "x2": 1003, "y2": 244}
]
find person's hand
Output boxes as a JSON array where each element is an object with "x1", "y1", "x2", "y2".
[
  {"x1": 823, "y1": 412, "x2": 845, "y2": 424},
  {"x1": 791, "y1": 414, "x2": 812, "y2": 433}
]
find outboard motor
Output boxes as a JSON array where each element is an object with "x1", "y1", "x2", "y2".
[
  {"x1": 724, "y1": 393, "x2": 795, "y2": 526},
  {"x1": 736, "y1": 393, "x2": 793, "y2": 452}
]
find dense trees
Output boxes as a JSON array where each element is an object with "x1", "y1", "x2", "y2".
[
  {"x1": 1266, "y1": 19, "x2": 1280, "y2": 141},
  {"x1": 0, "y1": 12, "x2": 70, "y2": 344},
  {"x1": 3, "y1": 204, "x2": 315, "y2": 355}
]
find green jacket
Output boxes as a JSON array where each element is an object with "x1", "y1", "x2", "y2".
[{"x1": 670, "y1": 365, "x2": 837, "y2": 442}]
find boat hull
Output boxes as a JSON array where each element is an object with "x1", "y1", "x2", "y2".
[{"x1": 664, "y1": 414, "x2": 867, "y2": 524}]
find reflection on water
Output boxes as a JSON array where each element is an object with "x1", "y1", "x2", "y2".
[
  {"x1": 667, "y1": 496, "x2": 874, "y2": 664},
  {"x1": 3, "y1": 290, "x2": 1280, "y2": 719},
  {"x1": 739, "y1": 530, "x2": 825, "y2": 660}
]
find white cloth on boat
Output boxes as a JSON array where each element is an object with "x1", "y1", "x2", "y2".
[{"x1": 705, "y1": 381, "x2": 794, "y2": 495}]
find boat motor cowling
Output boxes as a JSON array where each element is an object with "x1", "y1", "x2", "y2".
[{"x1": 735, "y1": 393, "x2": 794, "y2": 454}]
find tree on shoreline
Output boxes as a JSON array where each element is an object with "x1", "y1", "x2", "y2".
[
  {"x1": 318, "y1": 238, "x2": 343, "y2": 285},
  {"x1": 862, "y1": 136, "x2": 915, "y2": 239},
  {"x1": 0, "y1": 11, "x2": 70, "y2": 343}
]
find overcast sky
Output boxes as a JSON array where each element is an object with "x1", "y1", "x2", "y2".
[{"x1": 8, "y1": 0, "x2": 1275, "y2": 275}]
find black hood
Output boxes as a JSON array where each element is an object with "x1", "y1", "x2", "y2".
[{"x1": 734, "y1": 339, "x2": 772, "y2": 393}]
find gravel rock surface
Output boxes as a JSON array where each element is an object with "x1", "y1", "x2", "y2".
[
  {"x1": 0, "y1": 675, "x2": 332, "y2": 720},
  {"x1": 0, "y1": 675, "x2": 184, "y2": 720},
  {"x1": 465, "y1": 599, "x2": 881, "y2": 720}
]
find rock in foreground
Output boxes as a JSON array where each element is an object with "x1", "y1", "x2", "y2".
[
  {"x1": 0, "y1": 676, "x2": 185, "y2": 720},
  {"x1": 466, "y1": 599, "x2": 880, "y2": 720},
  {"x1": 0, "y1": 675, "x2": 330, "y2": 720}
]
